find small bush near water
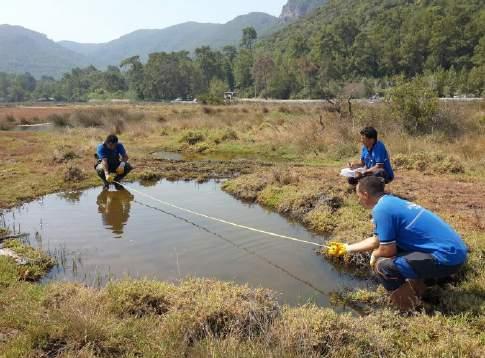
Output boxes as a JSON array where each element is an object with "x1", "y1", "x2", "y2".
[{"x1": 180, "y1": 130, "x2": 205, "y2": 145}]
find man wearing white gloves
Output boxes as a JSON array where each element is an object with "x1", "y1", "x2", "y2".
[
  {"x1": 326, "y1": 176, "x2": 468, "y2": 310},
  {"x1": 95, "y1": 134, "x2": 133, "y2": 190}
]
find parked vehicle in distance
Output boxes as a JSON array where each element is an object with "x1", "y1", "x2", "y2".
[
  {"x1": 171, "y1": 97, "x2": 197, "y2": 104},
  {"x1": 224, "y1": 91, "x2": 238, "y2": 103}
]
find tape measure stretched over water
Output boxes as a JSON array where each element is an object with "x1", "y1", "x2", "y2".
[{"x1": 114, "y1": 181, "x2": 328, "y2": 249}]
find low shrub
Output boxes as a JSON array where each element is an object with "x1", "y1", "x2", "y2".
[
  {"x1": 393, "y1": 152, "x2": 465, "y2": 174},
  {"x1": 52, "y1": 147, "x2": 79, "y2": 163},
  {"x1": 180, "y1": 131, "x2": 205, "y2": 145},
  {"x1": 48, "y1": 113, "x2": 71, "y2": 127},
  {"x1": 64, "y1": 166, "x2": 87, "y2": 182}
]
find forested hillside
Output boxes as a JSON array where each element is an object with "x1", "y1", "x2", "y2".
[{"x1": 257, "y1": 0, "x2": 484, "y2": 98}]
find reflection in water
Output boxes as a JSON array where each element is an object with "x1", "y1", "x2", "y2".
[
  {"x1": 58, "y1": 191, "x2": 83, "y2": 203},
  {"x1": 96, "y1": 189, "x2": 134, "y2": 237},
  {"x1": 139, "y1": 179, "x2": 159, "y2": 187}
]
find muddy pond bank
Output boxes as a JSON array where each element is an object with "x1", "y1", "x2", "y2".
[{"x1": 3, "y1": 180, "x2": 367, "y2": 308}]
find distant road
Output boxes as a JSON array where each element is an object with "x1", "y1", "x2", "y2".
[{"x1": 239, "y1": 98, "x2": 484, "y2": 104}]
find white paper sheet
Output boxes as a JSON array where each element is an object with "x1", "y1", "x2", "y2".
[{"x1": 340, "y1": 167, "x2": 366, "y2": 178}]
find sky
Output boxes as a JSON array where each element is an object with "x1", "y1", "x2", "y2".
[{"x1": 0, "y1": 0, "x2": 286, "y2": 43}]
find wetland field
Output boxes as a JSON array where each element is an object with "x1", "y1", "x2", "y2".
[{"x1": 0, "y1": 101, "x2": 484, "y2": 357}]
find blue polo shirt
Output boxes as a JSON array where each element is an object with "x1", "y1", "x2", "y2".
[
  {"x1": 96, "y1": 143, "x2": 126, "y2": 161},
  {"x1": 373, "y1": 195, "x2": 467, "y2": 278},
  {"x1": 361, "y1": 141, "x2": 394, "y2": 180}
]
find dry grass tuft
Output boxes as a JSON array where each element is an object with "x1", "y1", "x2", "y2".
[
  {"x1": 393, "y1": 152, "x2": 465, "y2": 174},
  {"x1": 52, "y1": 146, "x2": 79, "y2": 163},
  {"x1": 64, "y1": 165, "x2": 87, "y2": 182}
]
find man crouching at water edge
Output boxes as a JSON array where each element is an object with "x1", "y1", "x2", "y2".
[
  {"x1": 347, "y1": 127, "x2": 394, "y2": 185},
  {"x1": 327, "y1": 176, "x2": 468, "y2": 310},
  {"x1": 95, "y1": 134, "x2": 133, "y2": 190}
]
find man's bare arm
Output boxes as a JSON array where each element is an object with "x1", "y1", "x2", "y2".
[{"x1": 347, "y1": 236, "x2": 380, "y2": 253}]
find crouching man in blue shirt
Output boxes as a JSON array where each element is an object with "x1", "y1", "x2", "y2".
[
  {"x1": 327, "y1": 176, "x2": 468, "y2": 310},
  {"x1": 95, "y1": 134, "x2": 133, "y2": 190},
  {"x1": 348, "y1": 127, "x2": 394, "y2": 185}
]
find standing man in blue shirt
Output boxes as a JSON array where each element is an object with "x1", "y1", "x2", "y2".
[
  {"x1": 96, "y1": 134, "x2": 133, "y2": 190},
  {"x1": 327, "y1": 176, "x2": 468, "y2": 310},
  {"x1": 348, "y1": 127, "x2": 394, "y2": 185}
]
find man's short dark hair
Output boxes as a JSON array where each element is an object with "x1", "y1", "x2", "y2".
[
  {"x1": 105, "y1": 134, "x2": 119, "y2": 144},
  {"x1": 360, "y1": 127, "x2": 378, "y2": 140},
  {"x1": 358, "y1": 176, "x2": 385, "y2": 197}
]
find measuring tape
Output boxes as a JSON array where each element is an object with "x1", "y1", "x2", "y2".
[{"x1": 114, "y1": 181, "x2": 328, "y2": 249}]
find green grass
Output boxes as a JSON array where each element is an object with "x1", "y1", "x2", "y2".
[
  {"x1": 1, "y1": 239, "x2": 55, "y2": 282},
  {"x1": 0, "y1": 277, "x2": 484, "y2": 357}
]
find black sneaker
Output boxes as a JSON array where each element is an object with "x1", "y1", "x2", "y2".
[{"x1": 114, "y1": 183, "x2": 123, "y2": 191}]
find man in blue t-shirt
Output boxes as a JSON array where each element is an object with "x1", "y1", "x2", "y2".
[
  {"x1": 95, "y1": 134, "x2": 133, "y2": 190},
  {"x1": 326, "y1": 176, "x2": 467, "y2": 310},
  {"x1": 348, "y1": 127, "x2": 394, "y2": 185}
]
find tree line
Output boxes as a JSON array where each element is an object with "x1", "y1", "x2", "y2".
[
  {"x1": 0, "y1": 27, "x2": 258, "y2": 103},
  {"x1": 0, "y1": 0, "x2": 483, "y2": 103}
]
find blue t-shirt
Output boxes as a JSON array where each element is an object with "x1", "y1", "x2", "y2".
[
  {"x1": 361, "y1": 141, "x2": 394, "y2": 180},
  {"x1": 96, "y1": 143, "x2": 126, "y2": 161},
  {"x1": 373, "y1": 195, "x2": 467, "y2": 277}
]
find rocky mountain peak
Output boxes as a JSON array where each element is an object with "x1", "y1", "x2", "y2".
[{"x1": 280, "y1": 0, "x2": 327, "y2": 22}]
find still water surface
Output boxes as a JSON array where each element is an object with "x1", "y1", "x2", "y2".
[{"x1": 4, "y1": 180, "x2": 365, "y2": 307}]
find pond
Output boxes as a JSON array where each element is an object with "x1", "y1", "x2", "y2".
[{"x1": 4, "y1": 180, "x2": 366, "y2": 308}]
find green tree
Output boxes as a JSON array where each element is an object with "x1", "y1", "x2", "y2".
[
  {"x1": 252, "y1": 54, "x2": 275, "y2": 96},
  {"x1": 143, "y1": 51, "x2": 195, "y2": 100},
  {"x1": 194, "y1": 46, "x2": 225, "y2": 90},
  {"x1": 234, "y1": 49, "x2": 254, "y2": 93},
  {"x1": 240, "y1": 27, "x2": 257, "y2": 51},
  {"x1": 388, "y1": 77, "x2": 439, "y2": 134},
  {"x1": 222, "y1": 46, "x2": 238, "y2": 91},
  {"x1": 120, "y1": 56, "x2": 145, "y2": 99},
  {"x1": 102, "y1": 66, "x2": 128, "y2": 93}
]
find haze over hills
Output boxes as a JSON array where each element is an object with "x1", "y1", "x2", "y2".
[
  {"x1": 0, "y1": 0, "x2": 331, "y2": 78},
  {"x1": 59, "y1": 12, "x2": 280, "y2": 69},
  {"x1": 0, "y1": 25, "x2": 89, "y2": 78}
]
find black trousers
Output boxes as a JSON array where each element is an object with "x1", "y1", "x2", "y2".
[
  {"x1": 95, "y1": 162, "x2": 133, "y2": 184},
  {"x1": 374, "y1": 252, "x2": 464, "y2": 291}
]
